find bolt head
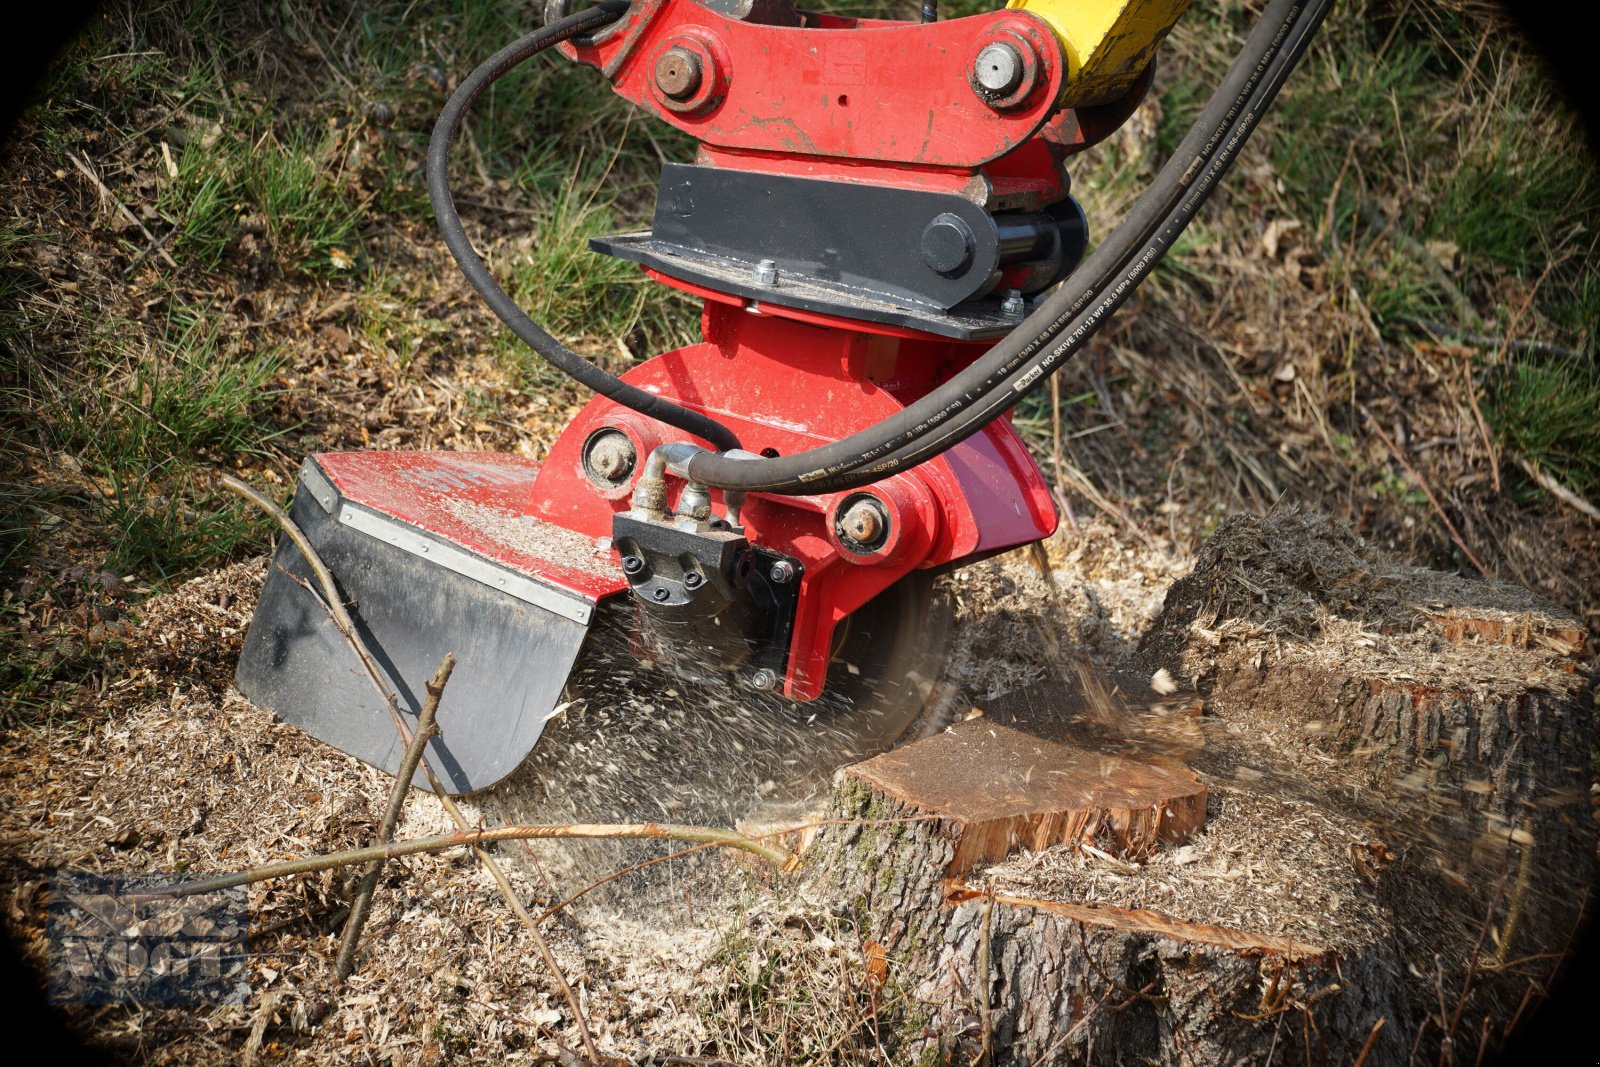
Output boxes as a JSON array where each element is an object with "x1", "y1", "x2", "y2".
[
  {"x1": 769, "y1": 560, "x2": 796, "y2": 584},
  {"x1": 622, "y1": 555, "x2": 645, "y2": 575},
  {"x1": 683, "y1": 571, "x2": 704, "y2": 590},
  {"x1": 844, "y1": 507, "x2": 881, "y2": 543},
  {"x1": 974, "y1": 43, "x2": 1023, "y2": 95},
  {"x1": 749, "y1": 668, "x2": 778, "y2": 692},
  {"x1": 655, "y1": 47, "x2": 702, "y2": 99},
  {"x1": 921, "y1": 214, "x2": 975, "y2": 275},
  {"x1": 652, "y1": 586, "x2": 671, "y2": 602},
  {"x1": 837, "y1": 497, "x2": 889, "y2": 551}
]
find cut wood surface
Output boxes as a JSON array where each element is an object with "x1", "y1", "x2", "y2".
[{"x1": 847, "y1": 719, "x2": 1207, "y2": 874}]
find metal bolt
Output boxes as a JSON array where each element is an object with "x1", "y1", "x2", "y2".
[
  {"x1": 683, "y1": 571, "x2": 704, "y2": 590},
  {"x1": 768, "y1": 560, "x2": 796, "y2": 584},
  {"x1": 652, "y1": 587, "x2": 671, "y2": 602},
  {"x1": 654, "y1": 46, "x2": 702, "y2": 99},
  {"x1": 583, "y1": 427, "x2": 636, "y2": 488},
  {"x1": 921, "y1": 213, "x2": 975, "y2": 275},
  {"x1": 974, "y1": 43, "x2": 1023, "y2": 95},
  {"x1": 840, "y1": 498, "x2": 886, "y2": 545},
  {"x1": 621, "y1": 555, "x2": 645, "y2": 575},
  {"x1": 1001, "y1": 288, "x2": 1026, "y2": 319},
  {"x1": 748, "y1": 668, "x2": 778, "y2": 692},
  {"x1": 753, "y1": 259, "x2": 778, "y2": 286}
]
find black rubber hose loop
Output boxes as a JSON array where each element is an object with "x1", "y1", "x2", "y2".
[
  {"x1": 683, "y1": 0, "x2": 1332, "y2": 494},
  {"x1": 433, "y1": 0, "x2": 1330, "y2": 495},
  {"x1": 428, "y1": 1, "x2": 743, "y2": 453}
]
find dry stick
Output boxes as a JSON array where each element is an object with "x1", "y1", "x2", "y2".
[
  {"x1": 1359, "y1": 407, "x2": 1490, "y2": 578},
  {"x1": 1511, "y1": 454, "x2": 1600, "y2": 522},
  {"x1": 221, "y1": 476, "x2": 609, "y2": 1062},
  {"x1": 65, "y1": 150, "x2": 180, "y2": 270},
  {"x1": 334, "y1": 653, "x2": 455, "y2": 980},
  {"x1": 141, "y1": 822, "x2": 790, "y2": 899},
  {"x1": 1351, "y1": 1017, "x2": 1386, "y2": 1067}
]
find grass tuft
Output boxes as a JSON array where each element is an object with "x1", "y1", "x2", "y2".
[{"x1": 1485, "y1": 355, "x2": 1600, "y2": 504}]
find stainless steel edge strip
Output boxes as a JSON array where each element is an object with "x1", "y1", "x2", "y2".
[{"x1": 299, "y1": 460, "x2": 339, "y2": 515}]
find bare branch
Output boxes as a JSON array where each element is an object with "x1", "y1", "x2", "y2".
[{"x1": 335, "y1": 653, "x2": 455, "y2": 980}]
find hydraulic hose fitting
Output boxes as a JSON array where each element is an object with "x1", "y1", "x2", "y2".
[{"x1": 630, "y1": 442, "x2": 715, "y2": 521}]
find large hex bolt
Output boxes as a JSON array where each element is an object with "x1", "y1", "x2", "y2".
[
  {"x1": 581, "y1": 427, "x2": 637, "y2": 490},
  {"x1": 654, "y1": 46, "x2": 703, "y2": 100}
]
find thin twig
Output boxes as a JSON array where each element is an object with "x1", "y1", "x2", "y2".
[
  {"x1": 335, "y1": 654, "x2": 455, "y2": 980},
  {"x1": 973, "y1": 883, "x2": 996, "y2": 1067},
  {"x1": 1461, "y1": 360, "x2": 1501, "y2": 494},
  {"x1": 1405, "y1": 318, "x2": 1581, "y2": 362},
  {"x1": 122, "y1": 226, "x2": 178, "y2": 278},
  {"x1": 138, "y1": 822, "x2": 790, "y2": 900},
  {"x1": 1446, "y1": 853, "x2": 1514, "y2": 1047},
  {"x1": 1511, "y1": 454, "x2": 1600, "y2": 522},
  {"x1": 65, "y1": 150, "x2": 179, "y2": 269},
  {"x1": 1352, "y1": 1017, "x2": 1386, "y2": 1067},
  {"x1": 219, "y1": 475, "x2": 390, "y2": 705},
  {"x1": 1495, "y1": 823, "x2": 1538, "y2": 966},
  {"x1": 220, "y1": 473, "x2": 614, "y2": 1061},
  {"x1": 535, "y1": 843, "x2": 719, "y2": 925},
  {"x1": 1359, "y1": 407, "x2": 1490, "y2": 578}
]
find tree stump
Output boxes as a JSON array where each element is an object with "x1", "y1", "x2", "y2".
[{"x1": 801, "y1": 511, "x2": 1595, "y2": 1065}]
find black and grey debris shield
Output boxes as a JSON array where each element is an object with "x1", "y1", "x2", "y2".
[{"x1": 235, "y1": 476, "x2": 591, "y2": 795}]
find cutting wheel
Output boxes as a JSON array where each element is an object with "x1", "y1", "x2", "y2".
[{"x1": 474, "y1": 572, "x2": 954, "y2": 895}]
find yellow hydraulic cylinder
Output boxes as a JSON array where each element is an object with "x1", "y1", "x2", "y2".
[{"x1": 1005, "y1": 0, "x2": 1192, "y2": 105}]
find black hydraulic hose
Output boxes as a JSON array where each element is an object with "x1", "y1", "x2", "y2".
[
  {"x1": 783, "y1": 0, "x2": 1334, "y2": 494},
  {"x1": 682, "y1": 0, "x2": 1330, "y2": 493},
  {"x1": 427, "y1": 0, "x2": 743, "y2": 453}
]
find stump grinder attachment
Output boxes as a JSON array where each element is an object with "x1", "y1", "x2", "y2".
[{"x1": 237, "y1": 0, "x2": 1327, "y2": 794}]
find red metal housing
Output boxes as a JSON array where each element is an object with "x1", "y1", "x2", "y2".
[{"x1": 529, "y1": 292, "x2": 1057, "y2": 699}]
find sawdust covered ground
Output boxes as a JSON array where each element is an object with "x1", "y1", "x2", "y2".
[
  {"x1": 4, "y1": 511, "x2": 1594, "y2": 1062},
  {"x1": 0, "y1": 518, "x2": 1191, "y2": 1063}
]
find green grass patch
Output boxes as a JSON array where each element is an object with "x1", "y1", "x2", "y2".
[
  {"x1": 15, "y1": 302, "x2": 287, "y2": 579},
  {"x1": 160, "y1": 129, "x2": 368, "y2": 277},
  {"x1": 1485, "y1": 355, "x2": 1600, "y2": 505}
]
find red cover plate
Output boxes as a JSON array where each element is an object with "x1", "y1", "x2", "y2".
[{"x1": 314, "y1": 451, "x2": 628, "y2": 605}]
